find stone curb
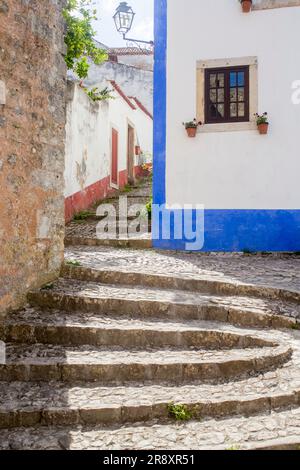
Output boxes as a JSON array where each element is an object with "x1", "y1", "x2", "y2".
[
  {"x1": 65, "y1": 238, "x2": 152, "y2": 249},
  {"x1": 0, "y1": 388, "x2": 299, "y2": 430},
  {"x1": 27, "y1": 290, "x2": 297, "y2": 330},
  {"x1": 61, "y1": 264, "x2": 300, "y2": 306},
  {"x1": 0, "y1": 345, "x2": 292, "y2": 384}
]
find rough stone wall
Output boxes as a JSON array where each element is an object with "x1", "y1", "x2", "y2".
[{"x1": 0, "y1": 0, "x2": 67, "y2": 316}]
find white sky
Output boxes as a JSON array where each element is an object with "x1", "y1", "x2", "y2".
[{"x1": 92, "y1": 0, "x2": 154, "y2": 47}]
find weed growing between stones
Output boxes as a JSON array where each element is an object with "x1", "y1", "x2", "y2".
[
  {"x1": 41, "y1": 283, "x2": 55, "y2": 291},
  {"x1": 168, "y1": 403, "x2": 193, "y2": 421},
  {"x1": 66, "y1": 260, "x2": 81, "y2": 267},
  {"x1": 73, "y1": 210, "x2": 94, "y2": 221},
  {"x1": 242, "y1": 248, "x2": 257, "y2": 255}
]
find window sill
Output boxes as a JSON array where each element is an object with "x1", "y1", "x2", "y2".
[{"x1": 198, "y1": 121, "x2": 257, "y2": 133}]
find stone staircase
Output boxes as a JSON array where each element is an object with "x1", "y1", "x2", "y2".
[
  {"x1": 65, "y1": 180, "x2": 152, "y2": 248},
  {"x1": 1, "y1": 179, "x2": 300, "y2": 450}
]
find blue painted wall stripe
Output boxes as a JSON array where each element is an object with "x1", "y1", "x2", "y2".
[{"x1": 153, "y1": 0, "x2": 167, "y2": 206}]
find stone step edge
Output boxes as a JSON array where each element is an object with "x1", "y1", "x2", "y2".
[
  {"x1": 1, "y1": 322, "x2": 276, "y2": 349},
  {"x1": 71, "y1": 215, "x2": 151, "y2": 222},
  {"x1": 61, "y1": 264, "x2": 300, "y2": 306},
  {"x1": 0, "y1": 388, "x2": 299, "y2": 429},
  {"x1": 0, "y1": 346, "x2": 292, "y2": 383},
  {"x1": 64, "y1": 238, "x2": 152, "y2": 249},
  {"x1": 27, "y1": 289, "x2": 297, "y2": 330},
  {"x1": 248, "y1": 436, "x2": 300, "y2": 451}
]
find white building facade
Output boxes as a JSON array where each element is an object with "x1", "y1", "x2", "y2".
[
  {"x1": 153, "y1": 0, "x2": 300, "y2": 251},
  {"x1": 65, "y1": 81, "x2": 153, "y2": 222}
]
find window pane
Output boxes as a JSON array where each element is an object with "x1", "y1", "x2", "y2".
[
  {"x1": 210, "y1": 89, "x2": 217, "y2": 103},
  {"x1": 217, "y1": 73, "x2": 224, "y2": 87},
  {"x1": 210, "y1": 103, "x2": 217, "y2": 118},
  {"x1": 238, "y1": 87, "x2": 244, "y2": 102},
  {"x1": 230, "y1": 72, "x2": 237, "y2": 87},
  {"x1": 206, "y1": 66, "x2": 248, "y2": 123},
  {"x1": 230, "y1": 88, "x2": 237, "y2": 102},
  {"x1": 217, "y1": 104, "x2": 224, "y2": 117},
  {"x1": 217, "y1": 88, "x2": 224, "y2": 103},
  {"x1": 238, "y1": 103, "x2": 245, "y2": 117},
  {"x1": 210, "y1": 74, "x2": 217, "y2": 87},
  {"x1": 238, "y1": 72, "x2": 244, "y2": 86},
  {"x1": 230, "y1": 103, "x2": 237, "y2": 117}
]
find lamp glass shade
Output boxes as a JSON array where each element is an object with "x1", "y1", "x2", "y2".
[{"x1": 113, "y1": 2, "x2": 135, "y2": 34}]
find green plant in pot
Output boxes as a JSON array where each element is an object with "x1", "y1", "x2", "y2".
[
  {"x1": 183, "y1": 119, "x2": 202, "y2": 138},
  {"x1": 255, "y1": 112, "x2": 269, "y2": 135},
  {"x1": 239, "y1": 0, "x2": 252, "y2": 13}
]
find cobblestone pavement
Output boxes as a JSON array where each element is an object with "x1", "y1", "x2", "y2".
[
  {"x1": 1, "y1": 407, "x2": 300, "y2": 450},
  {"x1": 1, "y1": 178, "x2": 300, "y2": 449}
]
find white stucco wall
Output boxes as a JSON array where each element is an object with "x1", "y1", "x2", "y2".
[
  {"x1": 64, "y1": 81, "x2": 153, "y2": 198},
  {"x1": 80, "y1": 60, "x2": 153, "y2": 113},
  {"x1": 166, "y1": 0, "x2": 300, "y2": 209},
  {"x1": 64, "y1": 83, "x2": 110, "y2": 198}
]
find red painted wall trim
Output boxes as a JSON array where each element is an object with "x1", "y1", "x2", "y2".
[
  {"x1": 110, "y1": 81, "x2": 136, "y2": 110},
  {"x1": 65, "y1": 167, "x2": 145, "y2": 222},
  {"x1": 129, "y1": 96, "x2": 153, "y2": 120},
  {"x1": 65, "y1": 176, "x2": 111, "y2": 223}
]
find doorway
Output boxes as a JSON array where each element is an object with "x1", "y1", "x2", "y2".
[{"x1": 127, "y1": 124, "x2": 135, "y2": 184}]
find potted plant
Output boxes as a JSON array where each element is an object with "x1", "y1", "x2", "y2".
[
  {"x1": 183, "y1": 119, "x2": 202, "y2": 138},
  {"x1": 240, "y1": 0, "x2": 252, "y2": 13},
  {"x1": 255, "y1": 112, "x2": 269, "y2": 135}
]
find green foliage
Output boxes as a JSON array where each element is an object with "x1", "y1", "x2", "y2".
[
  {"x1": 122, "y1": 184, "x2": 134, "y2": 193},
  {"x1": 63, "y1": 0, "x2": 107, "y2": 80},
  {"x1": 226, "y1": 444, "x2": 240, "y2": 451},
  {"x1": 254, "y1": 112, "x2": 269, "y2": 125},
  {"x1": 146, "y1": 198, "x2": 152, "y2": 216},
  {"x1": 168, "y1": 403, "x2": 193, "y2": 421},
  {"x1": 85, "y1": 86, "x2": 115, "y2": 102},
  {"x1": 242, "y1": 248, "x2": 257, "y2": 255},
  {"x1": 73, "y1": 210, "x2": 94, "y2": 220},
  {"x1": 291, "y1": 322, "x2": 300, "y2": 330},
  {"x1": 66, "y1": 259, "x2": 81, "y2": 267},
  {"x1": 41, "y1": 283, "x2": 54, "y2": 290},
  {"x1": 74, "y1": 57, "x2": 89, "y2": 80},
  {"x1": 182, "y1": 119, "x2": 202, "y2": 129}
]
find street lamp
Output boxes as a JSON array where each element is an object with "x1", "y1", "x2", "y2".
[{"x1": 113, "y1": 2, "x2": 154, "y2": 46}]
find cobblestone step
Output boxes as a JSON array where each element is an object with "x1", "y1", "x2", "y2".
[
  {"x1": 0, "y1": 369, "x2": 300, "y2": 429},
  {"x1": 0, "y1": 342, "x2": 291, "y2": 384},
  {"x1": 1, "y1": 407, "x2": 300, "y2": 449},
  {"x1": 62, "y1": 261, "x2": 300, "y2": 308},
  {"x1": 28, "y1": 278, "x2": 298, "y2": 329},
  {"x1": 65, "y1": 236, "x2": 152, "y2": 249},
  {"x1": 1, "y1": 307, "x2": 276, "y2": 349},
  {"x1": 64, "y1": 246, "x2": 300, "y2": 306}
]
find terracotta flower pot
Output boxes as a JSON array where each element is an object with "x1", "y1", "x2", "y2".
[
  {"x1": 241, "y1": 0, "x2": 252, "y2": 13},
  {"x1": 186, "y1": 127, "x2": 197, "y2": 138},
  {"x1": 257, "y1": 123, "x2": 269, "y2": 135}
]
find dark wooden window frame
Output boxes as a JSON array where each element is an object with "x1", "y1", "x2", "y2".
[{"x1": 205, "y1": 65, "x2": 250, "y2": 124}]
